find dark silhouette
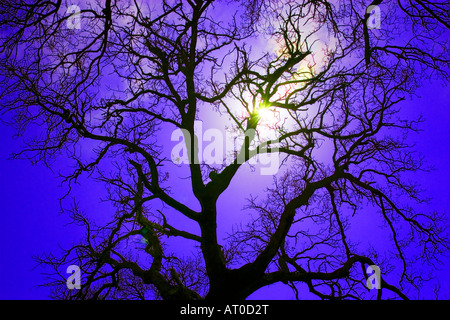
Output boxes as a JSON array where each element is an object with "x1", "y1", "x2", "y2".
[{"x1": 1, "y1": 0, "x2": 449, "y2": 300}]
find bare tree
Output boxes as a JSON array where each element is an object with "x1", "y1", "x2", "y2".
[{"x1": 1, "y1": 0, "x2": 449, "y2": 300}]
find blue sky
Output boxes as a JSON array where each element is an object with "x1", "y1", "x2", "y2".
[
  {"x1": 1, "y1": 78, "x2": 449, "y2": 299},
  {"x1": 1, "y1": 0, "x2": 450, "y2": 300}
]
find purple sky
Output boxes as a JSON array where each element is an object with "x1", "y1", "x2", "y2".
[
  {"x1": 1, "y1": 1, "x2": 450, "y2": 301},
  {"x1": 1, "y1": 78, "x2": 449, "y2": 299}
]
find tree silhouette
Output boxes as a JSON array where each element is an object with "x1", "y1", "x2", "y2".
[{"x1": 1, "y1": 0, "x2": 449, "y2": 300}]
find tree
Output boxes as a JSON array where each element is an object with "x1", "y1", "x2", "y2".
[{"x1": 0, "y1": 0, "x2": 449, "y2": 300}]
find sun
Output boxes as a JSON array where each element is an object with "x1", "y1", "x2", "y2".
[{"x1": 257, "y1": 106, "x2": 281, "y2": 130}]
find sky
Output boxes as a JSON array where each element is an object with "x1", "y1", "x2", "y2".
[
  {"x1": 1, "y1": 78, "x2": 449, "y2": 299},
  {"x1": 1, "y1": 1, "x2": 450, "y2": 300}
]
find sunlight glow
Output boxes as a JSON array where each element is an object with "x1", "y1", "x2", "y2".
[{"x1": 257, "y1": 106, "x2": 281, "y2": 129}]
